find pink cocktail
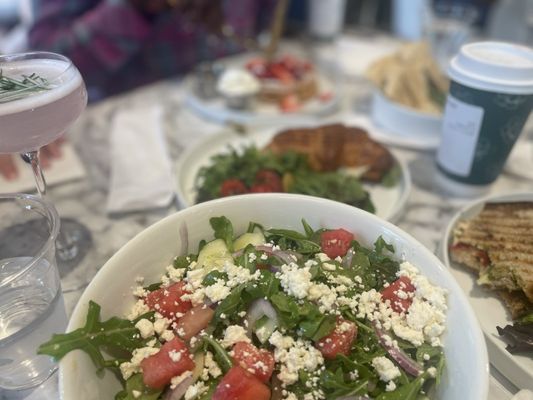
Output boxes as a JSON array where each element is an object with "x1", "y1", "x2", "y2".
[
  {"x1": 0, "y1": 52, "x2": 90, "y2": 267},
  {"x1": 0, "y1": 53, "x2": 87, "y2": 153}
]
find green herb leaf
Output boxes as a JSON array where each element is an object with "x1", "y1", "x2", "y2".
[
  {"x1": 202, "y1": 336, "x2": 232, "y2": 373},
  {"x1": 114, "y1": 374, "x2": 162, "y2": 400},
  {"x1": 38, "y1": 301, "x2": 147, "y2": 370},
  {"x1": 210, "y1": 216, "x2": 234, "y2": 251},
  {"x1": 0, "y1": 69, "x2": 51, "y2": 103}
]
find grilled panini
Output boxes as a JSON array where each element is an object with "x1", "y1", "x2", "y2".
[{"x1": 450, "y1": 202, "x2": 533, "y2": 319}]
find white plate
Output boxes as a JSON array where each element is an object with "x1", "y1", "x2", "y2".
[
  {"x1": 343, "y1": 114, "x2": 441, "y2": 151},
  {"x1": 440, "y1": 192, "x2": 533, "y2": 391},
  {"x1": 184, "y1": 73, "x2": 340, "y2": 125},
  {"x1": 175, "y1": 125, "x2": 411, "y2": 222}
]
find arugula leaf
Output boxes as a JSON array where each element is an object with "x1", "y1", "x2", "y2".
[
  {"x1": 245, "y1": 270, "x2": 280, "y2": 299},
  {"x1": 173, "y1": 254, "x2": 195, "y2": 269},
  {"x1": 266, "y1": 228, "x2": 321, "y2": 254},
  {"x1": 289, "y1": 171, "x2": 375, "y2": 213},
  {"x1": 38, "y1": 301, "x2": 147, "y2": 371},
  {"x1": 374, "y1": 236, "x2": 394, "y2": 254},
  {"x1": 210, "y1": 216, "x2": 234, "y2": 251},
  {"x1": 376, "y1": 372, "x2": 427, "y2": 400},
  {"x1": 197, "y1": 378, "x2": 221, "y2": 400},
  {"x1": 202, "y1": 336, "x2": 232, "y2": 373},
  {"x1": 114, "y1": 374, "x2": 162, "y2": 400},
  {"x1": 381, "y1": 164, "x2": 401, "y2": 188},
  {"x1": 214, "y1": 284, "x2": 246, "y2": 320},
  {"x1": 301, "y1": 219, "x2": 315, "y2": 238},
  {"x1": 194, "y1": 145, "x2": 376, "y2": 213},
  {"x1": 300, "y1": 313, "x2": 336, "y2": 341},
  {"x1": 270, "y1": 292, "x2": 301, "y2": 329},
  {"x1": 202, "y1": 270, "x2": 228, "y2": 286},
  {"x1": 246, "y1": 221, "x2": 264, "y2": 234},
  {"x1": 319, "y1": 366, "x2": 371, "y2": 398}
]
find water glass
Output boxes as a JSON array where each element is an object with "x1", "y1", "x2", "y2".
[
  {"x1": 0, "y1": 194, "x2": 67, "y2": 390},
  {"x1": 423, "y1": 1, "x2": 478, "y2": 71}
]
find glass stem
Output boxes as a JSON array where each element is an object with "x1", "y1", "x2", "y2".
[
  {"x1": 20, "y1": 150, "x2": 79, "y2": 262},
  {"x1": 21, "y1": 150, "x2": 47, "y2": 197}
]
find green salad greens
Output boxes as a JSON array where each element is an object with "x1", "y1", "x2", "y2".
[
  {"x1": 40, "y1": 217, "x2": 446, "y2": 400},
  {"x1": 194, "y1": 146, "x2": 391, "y2": 213}
]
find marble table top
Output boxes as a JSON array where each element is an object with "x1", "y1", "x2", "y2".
[{"x1": 2, "y1": 36, "x2": 531, "y2": 400}]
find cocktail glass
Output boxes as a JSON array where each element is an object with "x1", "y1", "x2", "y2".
[{"x1": 0, "y1": 51, "x2": 91, "y2": 267}]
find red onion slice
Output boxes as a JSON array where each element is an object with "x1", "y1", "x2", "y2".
[
  {"x1": 254, "y1": 245, "x2": 300, "y2": 265},
  {"x1": 342, "y1": 249, "x2": 354, "y2": 268},
  {"x1": 374, "y1": 324, "x2": 423, "y2": 376},
  {"x1": 163, "y1": 373, "x2": 194, "y2": 400},
  {"x1": 245, "y1": 298, "x2": 278, "y2": 342},
  {"x1": 178, "y1": 223, "x2": 188, "y2": 256}
]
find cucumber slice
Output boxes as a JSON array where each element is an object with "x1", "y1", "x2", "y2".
[
  {"x1": 196, "y1": 239, "x2": 233, "y2": 270},
  {"x1": 254, "y1": 316, "x2": 277, "y2": 344},
  {"x1": 234, "y1": 232, "x2": 265, "y2": 251}
]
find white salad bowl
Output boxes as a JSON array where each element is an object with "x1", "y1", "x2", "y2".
[{"x1": 60, "y1": 194, "x2": 488, "y2": 400}]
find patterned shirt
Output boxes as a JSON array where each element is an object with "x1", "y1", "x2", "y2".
[{"x1": 28, "y1": 0, "x2": 276, "y2": 100}]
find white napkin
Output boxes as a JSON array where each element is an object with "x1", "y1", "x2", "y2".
[
  {"x1": 106, "y1": 105, "x2": 175, "y2": 213},
  {"x1": 0, "y1": 142, "x2": 86, "y2": 193}
]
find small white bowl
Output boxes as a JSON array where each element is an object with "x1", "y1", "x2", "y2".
[
  {"x1": 60, "y1": 194, "x2": 488, "y2": 400},
  {"x1": 371, "y1": 90, "x2": 443, "y2": 142}
]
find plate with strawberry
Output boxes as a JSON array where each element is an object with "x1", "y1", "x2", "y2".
[{"x1": 185, "y1": 54, "x2": 340, "y2": 124}]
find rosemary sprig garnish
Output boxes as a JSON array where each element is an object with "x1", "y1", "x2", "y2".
[{"x1": 0, "y1": 69, "x2": 51, "y2": 103}]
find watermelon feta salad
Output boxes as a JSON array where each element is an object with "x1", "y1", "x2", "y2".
[{"x1": 39, "y1": 217, "x2": 447, "y2": 400}]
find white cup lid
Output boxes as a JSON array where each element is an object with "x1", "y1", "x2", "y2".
[{"x1": 448, "y1": 41, "x2": 533, "y2": 95}]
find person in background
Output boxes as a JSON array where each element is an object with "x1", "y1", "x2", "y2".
[
  {"x1": 0, "y1": 0, "x2": 276, "y2": 180},
  {"x1": 28, "y1": 0, "x2": 276, "y2": 101}
]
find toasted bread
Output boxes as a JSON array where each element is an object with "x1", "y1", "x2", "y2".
[
  {"x1": 497, "y1": 290, "x2": 533, "y2": 320},
  {"x1": 265, "y1": 124, "x2": 394, "y2": 182},
  {"x1": 450, "y1": 202, "x2": 533, "y2": 318}
]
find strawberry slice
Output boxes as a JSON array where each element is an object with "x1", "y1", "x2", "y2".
[{"x1": 280, "y1": 94, "x2": 300, "y2": 113}]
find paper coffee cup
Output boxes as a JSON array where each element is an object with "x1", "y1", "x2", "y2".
[{"x1": 436, "y1": 42, "x2": 533, "y2": 196}]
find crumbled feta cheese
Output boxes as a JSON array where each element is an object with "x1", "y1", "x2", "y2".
[
  {"x1": 307, "y1": 283, "x2": 338, "y2": 313},
  {"x1": 204, "y1": 279, "x2": 231, "y2": 302},
  {"x1": 120, "y1": 347, "x2": 160, "y2": 380},
  {"x1": 221, "y1": 325, "x2": 250, "y2": 348},
  {"x1": 202, "y1": 351, "x2": 222, "y2": 379},
  {"x1": 160, "y1": 329, "x2": 175, "y2": 342},
  {"x1": 168, "y1": 349, "x2": 183, "y2": 362},
  {"x1": 372, "y1": 356, "x2": 401, "y2": 382},
  {"x1": 184, "y1": 381, "x2": 208, "y2": 400},
  {"x1": 386, "y1": 380, "x2": 397, "y2": 392},
  {"x1": 170, "y1": 371, "x2": 192, "y2": 389},
  {"x1": 316, "y1": 253, "x2": 330, "y2": 262},
  {"x1": 278, "y1": 263, "x2": 312, "y2": 299},
  {"x1": 132, "y1": 286, "x2": 147, "y2": 297},
  {"x1": 269, "y1": 331, "x2": 324, "y2": 385},
  {"x1": 126, "y1": 299, "x2": 150, "y2": 321},
  {"x1": 321, "y1": 262, "x2": 336, "y2": 271},
  {"x1": 135, "y1": 319, "x2": 155, "y2": 339},
  {"x1": 166, "y1": 265, "x2": 186, "y2": 282},
  {"x1": 153, "y1": 316, "x2": 171, "y2": 335}
]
